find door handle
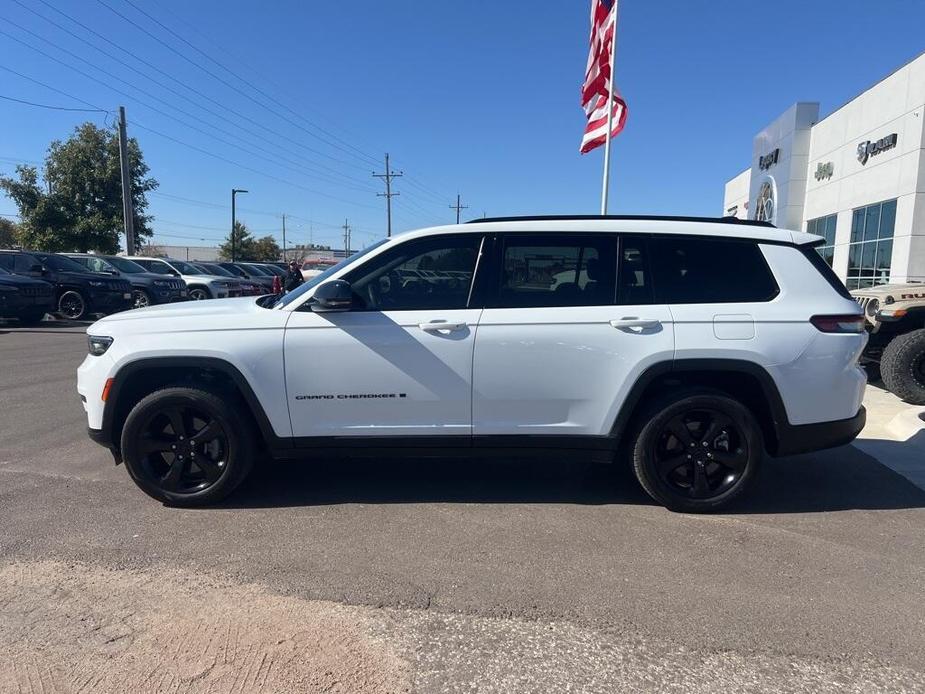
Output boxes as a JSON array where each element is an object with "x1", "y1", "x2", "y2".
[
  {"x1": 610, "y1": 318, "x2": 661, "y2": 330},
  {"x1": 419, "y1": 321, "x2": 468, "y2": 332}
]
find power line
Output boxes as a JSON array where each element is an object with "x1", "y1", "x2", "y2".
[
  {"x1": 95, "y1": 0, "x2": 379, "y2": 171},
  {"x1": 17, "y1": 0, "x2": 380, "y2": 190},
  {"x1": 0, "y1": 64, "x2": 108, "y2": 113},
  {"x1": 117, "y1": 0, "x2": 383, "y2": 169},
  {"x1": 0, "y1": 94, "x2": 107, "y2": 113},
  {"x1": 0, "y1": 23, "x2": 377, "y2": 195}
]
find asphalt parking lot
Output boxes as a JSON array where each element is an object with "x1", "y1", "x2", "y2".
[{"x1": 2, "y1": 321, "x2": 925, "y2": 693}]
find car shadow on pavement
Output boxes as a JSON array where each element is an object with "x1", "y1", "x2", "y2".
[{"x1": 219, "y1": 440, "x2": 925, "y2": 513}]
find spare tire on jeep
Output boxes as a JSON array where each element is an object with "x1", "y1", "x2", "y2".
[{"x1": 880, "y1": 328, "x2": 925, "y2": 405}]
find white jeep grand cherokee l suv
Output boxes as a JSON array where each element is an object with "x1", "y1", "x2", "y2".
[{"x1": 78, "y1": 216, "x2": 867, "y2": 512}]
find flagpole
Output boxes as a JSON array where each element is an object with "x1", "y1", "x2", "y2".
[{"x1": 599, "y1": 0, "x2": 620, "y2": 215}]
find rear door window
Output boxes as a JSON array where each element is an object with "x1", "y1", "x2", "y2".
[
  {"x1": 490, "y1": 233, "x2": 617, "y2": 308},
  {"x1": 649, "y1": 236, "x2": 779, "y2": 304}
]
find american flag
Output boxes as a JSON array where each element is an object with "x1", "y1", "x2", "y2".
[{"x1": 580, "y1": 0, "x2": 627, "y2": 154}]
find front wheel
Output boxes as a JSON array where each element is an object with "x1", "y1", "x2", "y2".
[
  {"x1": 120, "y1": 386, "x2": 256, "y2": 506},
  {"x1": 881, "y1": 329, "x2": 925, "y2": 405},
  {"x1": 188, "y1": 286, "x2": 210, "y2": 301},
  {"x1": 57, "y1": 290, "x2": 87, "y2": 320},
  {"x1": 630, "y1": 391, "x2": 762, "y2": 513},
  {"x1": 132, "y1": 289, "x2": 152, "y2": 309}
]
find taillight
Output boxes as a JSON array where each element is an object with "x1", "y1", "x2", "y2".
[{"x1": 810, "y1": 314, "x2": 866, "y2": 334}]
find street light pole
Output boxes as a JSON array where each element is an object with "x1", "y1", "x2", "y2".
[{"x1": 231, "y1": 188, "x2": 248, "y2": 261}]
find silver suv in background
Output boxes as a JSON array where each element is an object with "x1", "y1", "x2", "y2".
[{"x1": 125, "y1": 257, "x2": 241, "y2": 301}]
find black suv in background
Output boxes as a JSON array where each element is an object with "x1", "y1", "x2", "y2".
[
  {"x1": 0, "y1": 266, "x2": 55, "y2": 324},
  {"x1": 64, "y1": 253, "x2": 187, "y2": 309},
  {"x1": 0, "y1": 250, "x2": 133, "y2": 320},
  {"x1": 217, "y1": 262, "x2": 275, "y2": 292}
]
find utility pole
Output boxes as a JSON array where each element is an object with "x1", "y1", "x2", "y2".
[
  {"x1": 281, "y1": 213, "x2": 287, "y2": 261},
  {"x1": 342, "y1": 218, "x2": 351, "y2": 257},
  {"x1": 117, "y1": 106, "x2": 135, "y2": 255},
  {"x1": 231, "y1": 188, "x2": 248, "y2": 261},
  {"x1": 450, "y1": 194, "x2": 469, "y2": 224},
  {"x1": 373, "y1": 153, "x2": 402, "y2": 237}
]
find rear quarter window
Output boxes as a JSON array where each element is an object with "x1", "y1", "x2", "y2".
[{"x1": 650, "y1": 236, "x2": 779, "y2": 304}]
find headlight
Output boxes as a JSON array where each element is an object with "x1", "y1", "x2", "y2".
[
  {"x1": 865, "y1": 298, "x2": 880, "y2": 317},
  {"x1": 87, "y1": 335, "x2": 114, "y2": 356}
]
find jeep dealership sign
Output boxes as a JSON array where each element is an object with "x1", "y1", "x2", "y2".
[{"x1": 857, "y1": 133, "x2": 898, "y2": 165}]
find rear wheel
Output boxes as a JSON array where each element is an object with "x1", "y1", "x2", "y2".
[
  {"x1": 57, "y1": 290, "x2": 87, "y2": 320},
  {"x1": 120, "y1": 386, "x2": 256, "y2": 506},
  {"x1": 881, "y1": 329, "x2": 925, "y2": 405},
  {"x1": 630, "y1": 390, "x2": 762, "y2": 513}
]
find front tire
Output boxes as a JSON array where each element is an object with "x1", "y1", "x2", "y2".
[
  {"x1": 881, "y1": 329, "x2": 925, "y2": 405},
  {"x1": 188, "y1": 286, "x2": 211, "y2": 301},
  {"x1": 132, "y1": 289, "x2": 152, "y2": 309},
  {"x1": 120, "y1": 386, "x2": 256, "y2": 506},
  {"x1": 57, "y1": 290, "x2": 87, "y2": 320},
  {"x1": 630, "y1": 390, "x2": 763, "y2": 513}
]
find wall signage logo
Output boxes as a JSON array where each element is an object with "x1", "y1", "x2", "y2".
[
  {"x1": 758, "y1": 148, "x2": 780, "y2": 170},
  {"x1": 857, "y1": 133, "x2": 897, "y2": 165},
  {"x1": 814, "y1": 161, "x2": 834, "y2": 181}
]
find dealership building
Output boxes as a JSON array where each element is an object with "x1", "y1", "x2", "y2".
[{"x1": 722, "y1": 51, "x2": 925, "y2": 289}]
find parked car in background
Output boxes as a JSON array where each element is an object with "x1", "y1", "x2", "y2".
[
  {"x1": 216, "y1": 262, "x2": 275, "y2": 292},
  {"x1": 191, "y1": 263, "x2": 262, "y2": 296},
  {"x1": 0, "y1": 249, "x2": 132, "y2": 320},
  {"x1": 301, "y1": 260, "x2": 336, "y2": 281},
  {"x1": 125, "y1": 257, "x2": 240, "y2": 300},
  {"x1": 0, "y1": 265, "x2": 55, "y2": 324},
  {"x1": 64, "y1": 253, "x2": 187, "y2": 309},
  {"x1": 254, "y1": 263, "x2": 287, "y2": 280}
]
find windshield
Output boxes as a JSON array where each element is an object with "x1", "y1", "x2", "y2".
[
  {"x1": 35, "y1": 253, "x2": 93, "y2": 273},
  {"x1": 273, "y1": 239, "x2": 389, "y2": 308},
  {"x1": 106, "y1": 256, "x2": 148, "y2": 274},
  {"x1": 220, "y1": 263, "x2": 247, "y2": 277},
  {"x1": 243, "y1": 264, "x2": 272, "y2": 276},
  {"x1": 169, "y1": 259, "x2": 204, "y2": 275}
]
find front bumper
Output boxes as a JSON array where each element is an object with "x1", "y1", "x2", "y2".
[
  {"x1": 774, "y1": 406, "x2": 866, "y2": 457},
  {"x1": 0, "y1": 292, "x2": 55, "y2": 315}
]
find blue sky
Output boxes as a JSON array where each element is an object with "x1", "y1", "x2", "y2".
[{"x1": 1, "y1": 0, "x2": 924, "y2": 251}]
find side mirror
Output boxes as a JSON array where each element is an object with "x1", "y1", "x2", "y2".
[
  {"x1": 29, "y1": 263, "x2": 43, "y2": 274},
  {"x1": 311, "y1": 279, "x2": 352, "y2": 312}
]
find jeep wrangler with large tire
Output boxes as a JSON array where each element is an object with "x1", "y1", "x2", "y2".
[{"x1": 852, "y1": 283, "x2": 925, "y2": 405}]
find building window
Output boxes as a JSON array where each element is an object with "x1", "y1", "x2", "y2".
[
  {"x1": 846, "y1": 199, "x2": 896, "y2": 289},
  {"x1": 806, "y1": 214, "x2": 837, "y2": 267}
]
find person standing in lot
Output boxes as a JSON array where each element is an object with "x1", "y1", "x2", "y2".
[{"x1": 284, "y1": 260, "x2": 304, "y2": 292}]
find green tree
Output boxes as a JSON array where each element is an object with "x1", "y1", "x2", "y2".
[
  {"x1": 0, "y1": 122, "x2": 157, "y2": 253},
  {"x1": 252, "y1": 235, "x2": 281, "y2": 261},
  {"x1": 218, "y1": 221, "x2": 256, "y2": 261},
  {"x1": 0, "y1": 217, "x2": 21, "y2": 248}
]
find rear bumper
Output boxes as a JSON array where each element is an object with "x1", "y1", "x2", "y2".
[{"x1": 774, "y1": 406, "x2": 866, "y2": 456}]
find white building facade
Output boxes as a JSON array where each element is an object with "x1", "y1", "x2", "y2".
[{"x1": 723, "y1": 52, "x2": 925, "y2": 289}]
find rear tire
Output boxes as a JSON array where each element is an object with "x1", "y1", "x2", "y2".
[
  {"x1": 881, "y1": 329, "x2": 925, "y2": 405},
  {"x1": 120, "y1": 386, "x2": 256, "y2": 506},
  {"x1": 629, "y1": 390, "x2": 763, "y2": 513}
]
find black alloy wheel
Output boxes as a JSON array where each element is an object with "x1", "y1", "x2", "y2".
[
  {"x1": 631, "y1": 391, "x2": 762, "y2": 512},
  {"x1": 57, "y1": 290, "x2": 87, "y2": 320},
  {"x1": 652, "y1": 408, "x2": 747, "y2": 499},
  {"x1": 120, "y1": 386, "x2": 256, "y2": 505},
  {"x1": 133, "y1": 289, "x2": 151, "y2": 309},
  {"x1": 136, "y1": 404, "x2": 229, "y2": 495}
]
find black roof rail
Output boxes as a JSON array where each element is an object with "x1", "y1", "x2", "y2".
[{"x1": 465, "y1": 214, "x2": 776, "y2": 228}]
